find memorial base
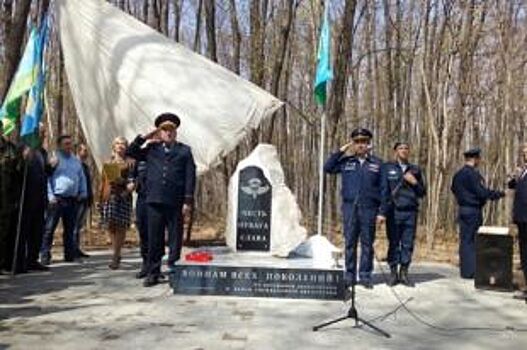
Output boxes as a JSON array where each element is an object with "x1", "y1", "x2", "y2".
[{"x1": 169, "y1": 247, "x2": 345, "y2": 301}]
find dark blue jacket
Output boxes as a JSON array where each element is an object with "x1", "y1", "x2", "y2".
[
  {"x1": 127, "y1": 136, "x2": 196, "y2": 206},
  {"x1": 381, "y1": 161, "x2": 426, "y2": 212},
  {"x1": 80, "y1": 161, "x2": 93, "y2": 206},
  {"x1": 131, "y1": 160, "x2": 148, "y2": 198},
  {"x1": 324, "y1": 151, "x2": 383, "y2": 213},
  {"x1": 451, "y1": 165, "x2": 504, "y2": 208},
  {"x1": 508, "y1": 168, "x2": 527, "y2": 223}
]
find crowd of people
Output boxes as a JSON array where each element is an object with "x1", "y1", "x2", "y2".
[
  {"x1": 0, "y1": 119, "x2": 96, "y2": 274},
  {"x1": 0, "y1": 113, "x2": 196, "y2": 289},
  {"x1": 325, "y1": 128, "x2": 527, "y2": 299},
  {"x1": 1, "y1": 115, "x2": 526, "y2": 297}
]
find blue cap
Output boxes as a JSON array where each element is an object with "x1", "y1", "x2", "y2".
[
  {"x1": 463, "y1": 147, "x2": 481, "y2": 158},
  {"x1": 350, "y1": 128, "x2": 373, "y2": 140}
]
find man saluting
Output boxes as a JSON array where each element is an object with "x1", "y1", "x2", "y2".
[
  {"x1": 324, "y1": 128, "x2": 385, "y2": 290},
  {"x1": 127, "y1": 113, "x2": 196, "y2": 287}
]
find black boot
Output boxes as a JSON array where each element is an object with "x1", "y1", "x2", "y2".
[
  {"x1": 399, "y1": 266, "x2": 414, "y2": 287},
  {"x1": 388, "y1": 266, "x2": 399, "y2": 286},
  {"x1": 136, "y1": 261, "x2": 148, "y2": 279},
  {"x1": 143, "y1": 275, "x2": 159, "y2": 287}
]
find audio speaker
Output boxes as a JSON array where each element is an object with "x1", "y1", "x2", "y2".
[{"x1": 475, "y1": 227, "x2": 513, "y2": 291}]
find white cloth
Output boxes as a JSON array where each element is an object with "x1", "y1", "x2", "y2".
[{"x1": 55, "y1": 0, "x2": 282, "y2": 172}]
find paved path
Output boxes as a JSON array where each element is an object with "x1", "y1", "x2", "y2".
[{"x1": 0, "y1": 250, "x2": 526, "y2": 350}]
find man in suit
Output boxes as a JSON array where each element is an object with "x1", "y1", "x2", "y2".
[
  {"x1": 127, "y1": 113, "x2": 196, "y2": 287},
  {"x1": 451, "y1": 148, "x2": 504, "y2": 279},
  {"x1": 508, "y1": 142, "x2": 527, "y2": 300}
]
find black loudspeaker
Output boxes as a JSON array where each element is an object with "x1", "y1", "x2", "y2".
[{"x1": 475, "y1": 233, "x2": 513, "y2": 291}]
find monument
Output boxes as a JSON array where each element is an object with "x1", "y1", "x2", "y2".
[
  {"x1": 170, "y1": 145, "x2": 345, "y2": 301},
  {"x1": 226, "y1": 144, "x2": 307, "y2": 257}
]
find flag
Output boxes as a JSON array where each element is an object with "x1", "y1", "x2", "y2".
[
  {"x1": 0, "y1": 28, "x2": 40, "y2": 135},
  {"x1": 314, "y1": 4, "x2": 333, "y2": 107},
  {"x1": 21, "y1": 16, "x2": 50, "y2": 148}
]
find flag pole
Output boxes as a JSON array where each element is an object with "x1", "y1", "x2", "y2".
[{"x1": 317, "y1": 108, "x2": 326, "y2": 236}]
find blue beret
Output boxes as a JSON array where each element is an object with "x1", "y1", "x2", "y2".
[{"x1": 350, "y1": 128, "x2": 373, "y2": 140}]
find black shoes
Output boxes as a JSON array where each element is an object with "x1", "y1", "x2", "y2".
[
  {"x1": 28, "y1": 262, "x2": 49, "y2": 272},
  {"x1": 40, "y1": 255, "x2": 51, "y2": 266},
  {"x1": 143, "y1": 275, "x2": 159, "y2": 287},
  {"x1": 399, "y1": 266, "x2": 414, "y2": 287},
  {"x1": 388, "y1": 267, "x2": 399, "y2": 286},
  {"x1": 76, "y1": 250, "x2": 90, "y2": 258},
  {"x1": 360, "y1": 280, "x2": 373, "y2": 289},
  {"x1": 136, "y1": 269, "x2": 148, "y2": 279},
  {"x1": 108, "y1": 256, "x2": 121, "y2": 270}
]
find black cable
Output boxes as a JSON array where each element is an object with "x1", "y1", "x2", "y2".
[
  {"x1": 365, "y1": 297, "x2": 414, "y2": 323},
  {"x1": 373, "y1": 252, "x2": 527, "y2": 333}
]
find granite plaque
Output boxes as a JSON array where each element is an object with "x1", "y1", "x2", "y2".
[
  {"x1": 170, "y1": 265, "x2": 345, "y2": 301},
  {"x1": 236, "y1": 166, "x2": 272, "y2": 251}
]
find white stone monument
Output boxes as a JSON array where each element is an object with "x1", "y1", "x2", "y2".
[{"x1": 225, "y1": 144, "x2": 307, "y2": 257}]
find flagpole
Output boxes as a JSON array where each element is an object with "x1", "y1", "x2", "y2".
[{"x1": 317, "y1": 108, "x2": 326, "y2": 236}]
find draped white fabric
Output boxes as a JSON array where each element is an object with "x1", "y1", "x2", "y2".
[{"x1": 55, "y1": 0, "x2": 282, "y2": 172}]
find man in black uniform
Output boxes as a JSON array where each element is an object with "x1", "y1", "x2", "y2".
[
  {"x1": 133, "y1": 160, "x2": 149, "y2": 279},
  {"x1": 508, "y1": 142, "x2": 527, "y2": 300},
  {"x1": 0, "y1": 119, "x2": 23, "y2": 273},
  {"x1": 451, "y1": 148, "x2": 504, "y2": 279},
  {"x1": 381, "y1": 142, "x2": 426, "y2": 286},
  {"x1": 127, "y1": 113, "x2": 196, "y2": 287},
  {"x1": 18, "y1": 124, "x2": 51, "y2": 272}
]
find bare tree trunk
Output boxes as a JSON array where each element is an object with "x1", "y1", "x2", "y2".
[
  {"x1": 228, "y1": 0, "x2": 241, "y2": 74},
  {"x1": 266, "y1": 0, "x2": 298, "y2": 141},
  {"x1": 193, "y1": 0, "x2": 203, "y2": 52},
  {"x1": 204, "y1": 0, "x2": 217, "y2": 62},
  {"x1": 249, "y1": 0, "x2": 265, "y2": 86},
  {"x1": 142, "y1": 0, "x2": 149, "y2": 23},
  {"x1": 172, "y1": 0, "x2": 183, "y2": 42},
  {"x1": 160, "y1": 0, "x2": 169, "y2": 36}
]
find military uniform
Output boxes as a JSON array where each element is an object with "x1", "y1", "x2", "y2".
[
  {"x1": 324, "y1": 128, "x2": 383, "y2": 287},
  {"x1": 127, "y1": 113, "x2": 196, "y2": 286},
  {"x1": 132, "y1": 160, "x2": 149, "y2": 278},
  {"x1": 451, "y1": 148, "x2": 504, "y2": 279},
  {"x1": 381, "y1": 148, "x2": 426, "y2": 285},
  {"x1": 0, "y1": 136, "x2": 22, "y2": 271},
  {"x1": 18, "y1": 147, "x2": 50, "y2": 272},
  {"x1": 508, "y1": 166, "x2": 527, "y2": 290}
]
